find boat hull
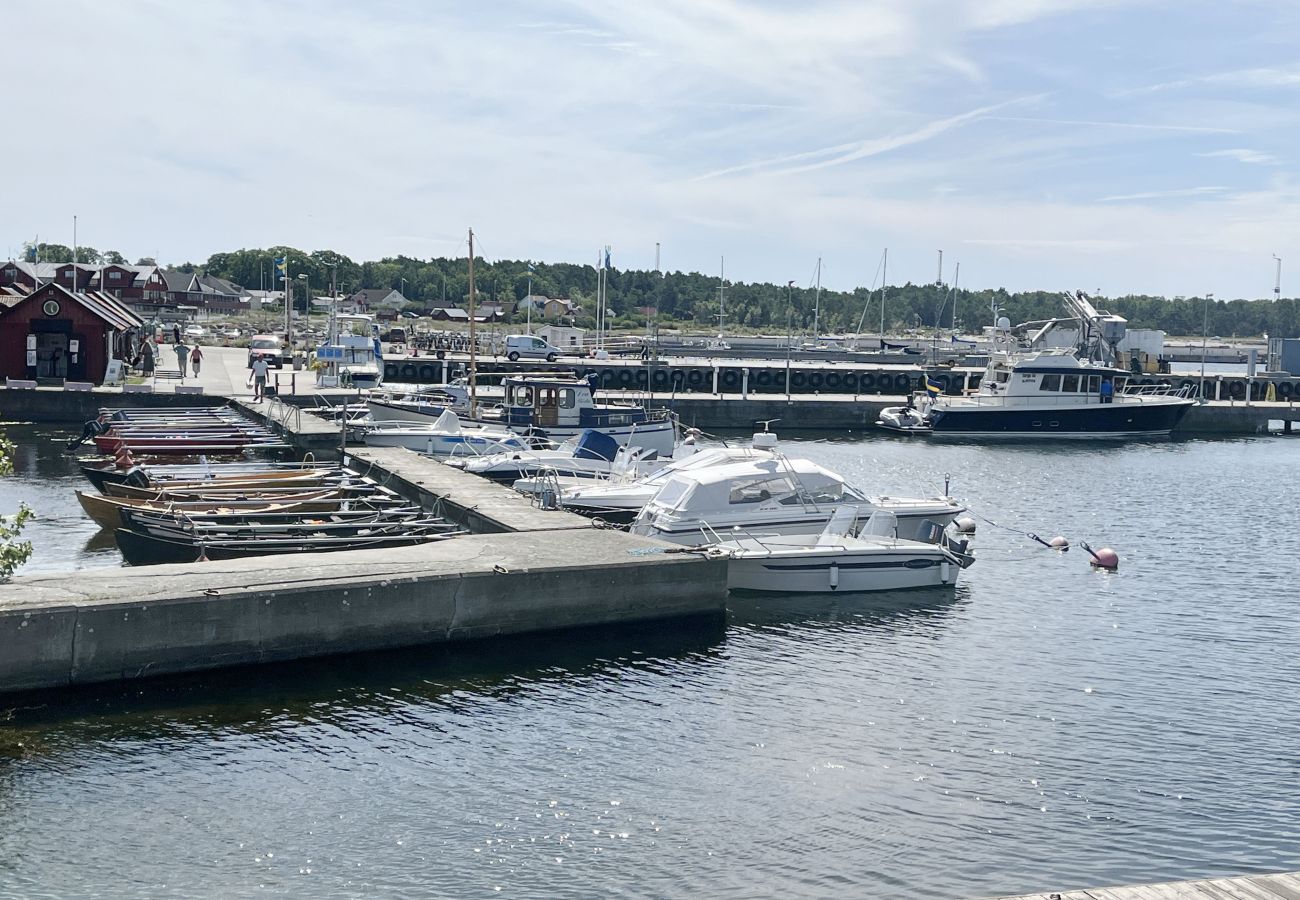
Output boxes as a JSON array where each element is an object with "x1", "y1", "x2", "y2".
[
  {"x1": 927, "y1": 398, "x2": 1193, "y2": 438},
  {"x1": 726, "y1": 548, "x2": 961, "y2": 593}
]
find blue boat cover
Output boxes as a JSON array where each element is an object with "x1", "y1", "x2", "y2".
[{"x1": 573, "y1": 429, "x2": 620, "y2": 461}]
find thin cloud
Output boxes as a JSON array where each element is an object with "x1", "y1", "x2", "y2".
[
  {"x1": 1121, "y1": 63, "x2": 1300, "y2": 96},
  {"x1": 1198, "y1": 148, "x2": 1278, "y2": 165},
  {"x1": 1097, "y1": 186, "x2": 1230, "y2": 203},
  {"x1": 692, "y1": 95, "x2": 1042, "y2": 181},
  {"x1": 985, "y1": 115, "x2": 1239, "y2": 135}
]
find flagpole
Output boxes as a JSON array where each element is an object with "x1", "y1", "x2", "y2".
[{"x1": 468, "y1": 228, "x2": 478, "y2": 418}]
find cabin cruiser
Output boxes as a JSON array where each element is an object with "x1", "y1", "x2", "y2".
[
  {"x1": 629, "y1": 456, "x2": 964, "y2": 545},
  {"x1": 369, "y1": 374, "x2": 675, "y2": 455},
  {"x1": 315, "y1": 314, "x2": 384, "y2": 389},
  {"x1": 922, "y1": 351, "x2": 1194, "y2": 438},
  {"x1": 358, "y1": 410, "x2": 528, "y2": 457},
  {"x1": 712, "y1": 507, "x2": 973, "y2": 594},
  {"x1": 879, "y1": 291, "x2": 1196, "y2": 439},
  {"x1": 551, "y1": 435, "x2": 782, "y2": 523}
]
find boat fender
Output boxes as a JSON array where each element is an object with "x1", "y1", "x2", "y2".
[
  {"x1": 893, "y1": 373, "x2": 910, "y2": 392},
  {"x1": 1278, "y1": 381, "x2": 1293, "y2": 399},
  {"x1": 829, "y1": 563, "x2": 839, "y2": 591},
  {"x1": 400, "y1": 363, "x2": 418, "y2": 380},
  {"x1": 859, "y1": 372, "x2": 875, "y2": 391}
]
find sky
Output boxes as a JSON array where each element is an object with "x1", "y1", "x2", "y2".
[{"x1": 7, "y1": 0, "x2": 1300, "y2": 299}]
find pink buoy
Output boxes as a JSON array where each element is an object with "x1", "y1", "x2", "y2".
[
  {"x1": 1089, "y1": 547, "x2": 1119, "y2": 570},
  {"x1": 1048, "y1": 536, "x2": 1069, "y2": 551}
]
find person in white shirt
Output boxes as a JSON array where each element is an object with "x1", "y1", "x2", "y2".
[{"x1": 250, "y1": 357, "x2": 270, "y2": 400}]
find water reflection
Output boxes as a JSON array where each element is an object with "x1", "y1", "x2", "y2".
[{"x1": 0, "y1": 614, "x2": 727, "y2": 742}]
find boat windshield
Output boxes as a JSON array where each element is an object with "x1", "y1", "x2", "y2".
[{"x1": 651, "y1": 478, "x2": 693, "y2": 510}]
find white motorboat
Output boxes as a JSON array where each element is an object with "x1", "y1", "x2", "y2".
[
  {"x1": 358, "y1": 410, "x2": 528, "y2": 457},
  {"x1": 629, "y1": 456, "x2": 963, "y2": 545},
  {"x1": 712, "y1": 507, "x2": 974, "y2": 593},
  {"x1": 370, "y1": 373, "x2": 675, "y2": 455},
  {"x1": 555, "y1": 435, "x2": 782, "y2": 523},
  {"x1": 448, "y1": 429, "x2": 669, "y2": 484}
]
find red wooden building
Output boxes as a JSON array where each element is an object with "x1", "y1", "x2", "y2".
[{"x1": 0, "y1": 283, "x2": 143, "y2": 383}]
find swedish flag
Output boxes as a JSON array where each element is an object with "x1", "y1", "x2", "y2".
[
  {"x1": 924, "y1": 374, "x2": 943, "y2": 395},
  {"x1": 273, "y1": 257, "x2": 286, "y2": 282}
]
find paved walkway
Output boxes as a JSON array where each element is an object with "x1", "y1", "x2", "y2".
[{"x1": 140, "y1": 344, "x2": 333, "y2": 401}]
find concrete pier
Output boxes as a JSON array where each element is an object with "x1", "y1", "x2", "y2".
[
  {"x1": 0, "y1": 445, "x2": 727, "y2": 696},
  {"x1": 0, "y1": 529, "x2": 721, "y2": 694}
]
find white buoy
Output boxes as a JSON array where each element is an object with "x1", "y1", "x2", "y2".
[
  {"x1": 956, "y1": 516, "x2": 977, "y2": 535},
  {"x1": 1048, "y1": 536, "x2": 1069, "y2": 551}
]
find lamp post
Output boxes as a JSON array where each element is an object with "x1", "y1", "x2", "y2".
[{"x1": 1273, "y1": 255, "x2": 1282, "y2": 301}]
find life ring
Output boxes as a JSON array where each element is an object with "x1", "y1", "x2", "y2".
[
  {"x1": 687, "y1": 369, "x2": 705, "y2": 388},
  {"x1": 417, "y1": 364, "x2": 437, "y2": 382},
  {"x1": 721, "y1": 369, "x2": 741, "y2": 389},
  {"x1": 399, "y1": 363, "x2": 418, "y2": 380},
  {"x1": 894, "y1": 373, "x2": 911, "y2": 392}
]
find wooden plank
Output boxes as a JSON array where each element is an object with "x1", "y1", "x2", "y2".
[
  {"x1": 991, "y1": 874, "x2": 1300, "y2": 900},
  {"x1": 1247, "y1": 875, "x2": 1300, "y2": 900}
]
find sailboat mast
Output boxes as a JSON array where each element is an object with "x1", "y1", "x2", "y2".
[
  {"x1": 718, "y1": 256, "x2": 725, "y2": 338},
  {"x1": 880, "y1": 248, "x2": 888, "y2": 340},
  {"x1": 813, "y1": 257, "x2": 822, "y2": 344},
  {"x1": 468, "y1": 227, "x2": 478, "y2": 418}
]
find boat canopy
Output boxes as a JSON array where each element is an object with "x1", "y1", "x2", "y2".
[
  {"x1": 646, "y1": 458, "x2": 849, "y2": 515},
  {"x1": 573, "y1": 429, "x2": 620, "y2": 462}
]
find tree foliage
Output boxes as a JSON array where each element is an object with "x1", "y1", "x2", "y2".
[
  {"x1": 0, "y1": 435, "x2": 32, "y2": 582},
  {"x1": 110, "y1": 245, "x2": 1296, "y2": 339}
]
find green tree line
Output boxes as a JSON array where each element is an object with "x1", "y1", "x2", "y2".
[{"x1": 21, "y1": 242, "x2": 1300, "y2": 338}]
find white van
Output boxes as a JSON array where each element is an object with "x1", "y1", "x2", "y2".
[{"x1": 505, "y1": 334, "x2": 561, "y2": 362}]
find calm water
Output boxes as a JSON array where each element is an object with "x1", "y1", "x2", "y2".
[{"x1": 1, "y1": 428, "x2": 1299, "y2": 898}]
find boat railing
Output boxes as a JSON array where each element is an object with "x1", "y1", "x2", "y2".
[{"x1": 1119, "y1": 382, "x2": 1194, "y2": 399}]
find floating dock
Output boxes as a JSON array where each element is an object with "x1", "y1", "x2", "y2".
[
  {"x1": 0, "y1": 449, "x2": 727, "y2": 696},
  {"x1": 991, "y1": 869, "x2": 1300, "y2": 899}
]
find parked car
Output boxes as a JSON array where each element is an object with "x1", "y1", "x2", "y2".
[
  {"x1": 183, "y1": 325, "x2": 206, "y2": 339},
  {"x1": 247, "y1": 334, "x2": 287, "y2": 368},
  {"x1": 505, "y1": 334, "x2": 561, "y2": 362}
]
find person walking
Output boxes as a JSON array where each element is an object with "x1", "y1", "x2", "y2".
[
  {"x1": 141, "y1": 339, "x2": 155, "y2": 378},
  {"x1": 250, "y1": 356, "x2": 270, "y2": 401},
  {"x1": 172, "y1": 324, "x2": 181, "y2": 344},
  {"x1": 174, "y1": 341, "x2": 189, "y2": 379},
  {"x1": 190, "y1": 344, "x2": 204, "y2": 377}
]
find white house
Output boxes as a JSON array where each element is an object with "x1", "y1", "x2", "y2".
[{"x1": 537, "y1": 324, "x2": 588, "y2": 349}]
